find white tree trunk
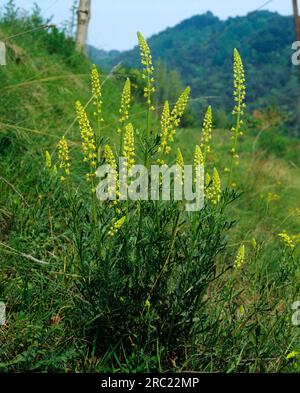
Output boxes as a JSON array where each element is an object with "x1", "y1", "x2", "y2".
[{"x1": 75, "y1": 0, "x2": 91, "y2": 54}]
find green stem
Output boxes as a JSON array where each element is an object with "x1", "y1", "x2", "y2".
[
  {"x1": 96, "y1": 99, "x2": 101, "y2": 162},
  {"x1": 119, "y1": 126, "x2": 124, "y2": 158},
  {"x1": 144, "y1": 75, "x2": 151, "y2": 168},
  {"x1": 146, "y1": 211, "x2": 180, "y2": 304},
  {"x1": 228, "y1": 93, "x2": 241, "y2": 187}
]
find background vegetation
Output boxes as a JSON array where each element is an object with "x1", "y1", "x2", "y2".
[{"x1": 92, "y1": 10, "x2": 300, "y2": 134}]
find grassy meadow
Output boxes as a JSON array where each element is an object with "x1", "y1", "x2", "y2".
[{"x1": 0, "y1": 7, "x2": 300, "y2": 373}]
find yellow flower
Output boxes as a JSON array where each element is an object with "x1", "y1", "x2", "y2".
[
  {"x1": 104, "y1": 144, "x2": 118, "y2": 201},
  {"x1": 266, "y1": 192, "x2": 280, "y2": 204},
  {"x1": 194, "y1": 145, "x2": 204, "y2": 184},
  {"x1": 251, "y1": 238, "x2": 257, "y2": 249},
  {"x1": 137, "y1": 32, "x2": 155, "y2": 106},
  {"x1": 157, "y1": 89, "x2": 190, "y2": 162},
  {"x1": 157, "y1": 100, "x2": 171, "y2": 163},
  {"x1": 194, "y1": 145, "x2": 204, "y2": 166},
  {"x1": 233, "y1": 244, "x2": 245, "y2": 269},
  {"x1": 233, "y1": 49, "x2": 246, "y2": 117},
  {"x1": 168, "y1": 87, "x2": 190, "y2": 143},
  {"x1": 228, "y1": 49, "x2": 246, "y2": 186},
  {"x1": 122, "y1": 123, "x2": 135, "y2": 171},
  {"x1": 91, "y1": 64, "x2": 103, "y2": 119},
  {"x1": 230, "y1": 49, "x2": 246, "y2": 163},
  {"x1": 176, "y1": 147, "x2": 184, "y2": 185},
  {"x1": 278, "y1": 231, "x2": 295, "y2": 249},
  {"x1": 118, "y1": 78, "x2": 131, "y2": 132},
  {"x1": 144, "y1": 298, "x2": 151, "y2": 309},
  {"x1": 287, "y1": 351, "x2": 300, "y2": 360},
  {"x1": 200, "y1": 106, "x2": 213, "y2": 158},
  {"x1": 44, "y1": 151, "x2": 52, "y2": 169},
  {"x1": 206, "y1": 168, "x2": 221, "y2": 204},
  {"x1": 76, "y1": 101, "x2": 97, "y2": 182},
  {"x1": 108, "y1": 216, "x2": 126, "y2": 237},
  {"x1": 58, "y1": 137, "x2": 71, "y2": 181},
  {"x1": 104, "y1": 144, "x2": 117, "y2": 170}
]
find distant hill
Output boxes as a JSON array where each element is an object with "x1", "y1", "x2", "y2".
[
  {"x1": 90, "y1": 11, "x2": 299, "y2": 116},
  {"x1": 87, "y1": 45, "x2": 120, "y2": 65}
]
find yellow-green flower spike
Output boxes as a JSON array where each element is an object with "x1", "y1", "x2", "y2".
[
  {"x1": 233, "y1": 49, "x2": 246, "y2": 118},
  {"x1": 206, "y1": 168, "x2": 221, "y2": 204},
  {"x1": 104, "y1": 144, "x2": 117, "y2": 170},
  {"x1": 176, "y1": 148, "x2": 184, "y2": 169},
  {"x1": 233, "y1": 244, "x2": 245, "y2": 269},
  {"x1": 122, "y1": 123, "x2": 135, "y2": 171},
  {"x1": 157, "y1": 100, "x2": 171, "y2": 163},
  {"x1": 104, "y1": 144, "x2": 118, "y2": 201},
  {"x1": 278, "y1": 231, "x2": 295, "y2": 249},
  {"x1": 91, "y1": 64, "x2": 103, "y2": 119},
  {"x1": 157, "y1": 87, "x2": 190, "y2": 164},
  {"x1": 176, "y1": 147, "x2": 184, "y2": 185},
  {"x1": 200, "y1": 106, "x2": 213, "y2": 159},
  {"x1": 230, "y1": 50, "x2": 246, "y2": 164},
  {"x1": 144, "y1": 298, "x2": 151, "y2": 309},
  {"x1": 137, "y1": 32, "x2": 155, "y2": 107},
  {"x1": 108, "y1": 216, "x2": 126, "y2": 237},
  {"x1": 251, "y1": 238, "x2": 257, "y2": 249},
  {"x1": 58, "y1": 137, "x2": 71, "y2": 182},
  {"x1": 169, "y1": 87, "x2": 190, "y2": 142},
  {"x1": 194, "y1": 145, "x2": 204, "y2": 167},
  {"x1": 44, "y1": 151, "x2": 52, "y2": 169},
  {"x1": 118, "y1": 78, "x2": 131, "y2": 132},
  {"x1": 76, "y1": 100, "x2": 97, "y2": 182},
  {"x1": 228, "y1": 49, "x2": 246, "y2": 186},
  {"x1": 194, "y1": 145, "x2": 204, "y2": 184}
]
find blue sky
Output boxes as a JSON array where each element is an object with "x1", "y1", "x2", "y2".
[{"x1": 7, "y1": 0, "x2": 292, "y2": 50}]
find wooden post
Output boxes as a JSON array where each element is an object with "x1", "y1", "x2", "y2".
[
  {"x1": 293, "y1": 0, "x2": 300, "y2": 40},
  {"x1": 75, "y1": 0, "x2": 91, "y2": 54}
]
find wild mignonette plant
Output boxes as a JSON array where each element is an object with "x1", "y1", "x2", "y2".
[{"x1": 43, "y1": 34, "x2": 258, "y2": 370}]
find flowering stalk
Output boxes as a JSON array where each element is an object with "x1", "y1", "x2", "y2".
[
  {"x1": 278, "y1": 231, "x2": 296, "y2": 249},
  {"x1": 169, "y1": 87, "x2": 190, "y2": 143},
  {"x1": 58, "y1": 137, "x2": 71, "y2": 183},
  {"x1": 194, "y1": 145, "x2": 204, "y2": 184},
  {"x1": 122, "y1": 123, "x2": 135, "y2": 173},
  {"x1": 76, "y1": 100, "x2": 98, "y2": 228},
  {"x1": 233, "y1": 244, "x2": 245, "y2": 269},
  {"x1": 91, "y1": 64, "x2": 103, "y2": 161},
  {"x1": 206, "y1": 168, "x2": 221, "y2": 205},
  {"x1": 118, "y1": 78, "x2": 131, "y2": 155},
  {"x1": 228, "y1": 49, "x2": 246, "y2": 187},
  {"x1": 157, "y1": 100, "x2": 171, "y2": 164},
  {"x1": 108, "y1": 216, "x2": 126, "y2": 237},
  {"x1": 200, "y1": 105, "x2": 213, "y2": 162},
  {"x1": 137, "y1": 32, "x2": 155, "y2": 167},
  {"x1": 176, "y1": 147, "x2": 184, "y2": 185},
  {"x1": 104, "y1": 144, "x2": 119, "y2": 207},
  {"x1": 157, "y1": 87, "x2": 190, "y2": 164}
]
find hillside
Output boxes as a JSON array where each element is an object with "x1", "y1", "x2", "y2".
[{"x1": 91, "y1": 11, "x2": 299, "y2": 130}]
